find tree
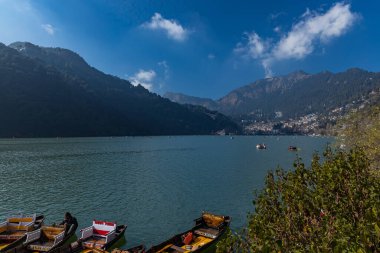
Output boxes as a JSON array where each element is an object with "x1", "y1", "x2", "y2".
[
  {"x1": 217, "y1": 148, "x2": 380, "y2": 252},
  {"x1": 336, "y1": 106, "x2": 380, "y2": 170}
]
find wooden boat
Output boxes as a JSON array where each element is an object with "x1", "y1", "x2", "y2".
[
  {"x1": 256, "y1": 143, "x2": 266, "y2": 149},
  {"x1": 109, "y1": 246, "x2": 145, "y2": 253},
  {"x1": 78, "y1": 220, "x2": 126, "y2": 252},
  {"x1": 0, "y1": 214, "x2": 45, "y2": 252},
  {"x1": 66, "y1": 245, "x2": 145, "y2": 253},
  {"x1": 22, "y1": 223, "x2": 77, "y2": 253},
  {"x1": 146, "y1": 212, "x2": 231, "y2": 253},
  {"x1": 288, "y1": 146, "x2": 298, "y2": 151}
]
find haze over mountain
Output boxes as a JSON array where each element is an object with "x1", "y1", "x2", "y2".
[
  {"x1": 164, "y1": 68, "x2": 380, "y2": 123},
  {"x1": 0, "y1": 42, "x2": 241, "y2": 137}
]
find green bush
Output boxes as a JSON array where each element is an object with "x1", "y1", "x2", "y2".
[
  {"x1": 336, "y1": 106, "x2": 380, "y2": 171},
  {"x1": 217, "y1": 148, "x2": 380, "y2": 252}
]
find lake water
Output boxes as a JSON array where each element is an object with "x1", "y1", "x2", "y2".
[{"x1": 0, "y1": 136, "x2": 332, "y2": 248}]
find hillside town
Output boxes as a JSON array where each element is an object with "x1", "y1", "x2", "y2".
[{"x1": 243, "y1": 89, "x2": 380, "y2": 135}]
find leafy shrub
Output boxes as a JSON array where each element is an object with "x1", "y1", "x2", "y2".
[
  {"x1": 218, "y1": 148, "x2": 380, "y2": 252},
  {"x1": 336, "y1": 106, "x2": 380, "y2": 170}
]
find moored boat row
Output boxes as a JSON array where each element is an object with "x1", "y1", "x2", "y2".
[
  {"x1": 0, "y1": 214, "x2": 45, "y2": 252},
  {"x1": 1, "y1": 212, "x2": 229, "y2": 253}
]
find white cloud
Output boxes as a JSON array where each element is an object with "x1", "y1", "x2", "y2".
[
  {"x1": 135, "y1": 69, "x2": 156, "y2": 82},
  {"x1": 273, "y1": 2, "x2": 357, "y2": 60},
  {"x1": 246, "y1": 32, "x2": 267, "y2": 59},
  {"x1": 129, "y1": 63, "x2": 171, "y2": 92},
  {"x1": 130, "y1": 69, "x2": 156, "y2": 91},
  {"x1": 261, "y1": 58, "x2": 273, "y2": 78},
  {"x1": 41, "y1": 24, "x2": 55, "y2": 35},
  {"x1": 142, "y1": 13, "x2": 187, "y2": 41},
  {"x1": 158, "y1": 60, "x2": 169, "y2": 80},
  {"x1": 207, "y1": 53, "x2": 215, "y2": 60},
  {"x1": 234, "y1": 2, "x2": 358, "y2": 77}
]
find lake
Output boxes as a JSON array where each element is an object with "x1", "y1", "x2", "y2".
[{"x1": 0, "y1": 136, "x2": 332, "y2": 248}]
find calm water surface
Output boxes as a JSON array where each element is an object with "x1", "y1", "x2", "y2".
[{"x1": 0, "y1": 136, "x2": 332, "y2": 248}]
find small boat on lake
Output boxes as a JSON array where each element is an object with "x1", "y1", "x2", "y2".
[
  {"x1": 22, "y1": 223, "x2": 77, "y2": 253},
  {"x1": 256, "y1": 143, "x2": 267, "y2": 149},
  {"x1": 0, "y1": 214, "x2": 44, "y2": 252},
  {"x1": 79, "y1": 220, "x2": 126, "y2": 251},
  {"x1": 68, "y1": 245, "x2": 145, "y2": 253},
  {"x1": 288, "y1": 146, "x2": 298, "y2": 151},
  {"x1": 109, "y1": 245, "x2": 145, "y2": 253},
  {"x1": 146, "y1": 212, "x2": 230, "y2": 253}
]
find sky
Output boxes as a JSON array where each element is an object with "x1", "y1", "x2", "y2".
[{"x1": 0, "y1": 0, "x2": 379, "y2": 99}]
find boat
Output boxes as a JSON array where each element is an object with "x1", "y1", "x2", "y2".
[
  {"x1": 68, "y1": 245, "x2": 145, "y2": 253},
  {"x1": 78, "y1": 220, "x2": 126, "y2": 251},
  {"x1": 256, "y1": 143, "x2": 266, "y2": 149},
  {"x1": 22, "y1": 222, "x2": 77, "y2": 253},
  {"x1": 0, "y1": 214, "x2": 45, "y2": 252},
  {"x1": 109, "y1": 245, "x2": 145, "y2": 253},
  {"x1": 288, "y1": 146, "x2": 298, "y2": 151},
  {"x1": 146, "y1": 212, "x2": 231, "y2": 253}
]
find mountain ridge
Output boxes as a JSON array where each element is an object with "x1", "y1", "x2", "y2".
[
  {"x1": 164, "y1": 68, "x2": 380, "y2": 133},
  {"x1": 0, "y1": 42, "x2": 241, "y2": 137}
]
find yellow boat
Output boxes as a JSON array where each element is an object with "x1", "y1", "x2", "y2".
[
  {"x1": 146, "y1": 212, "x2": 231, "y2": 253},
  {"x1": 70, "y1": 245, "x2": 145, "y2": 253},
  {"x1": 0, "y1": 214, "x2": 44, "y2": 252},
  {"x1": 22, "y1": 223, "x2": 77, "y2": 253}
]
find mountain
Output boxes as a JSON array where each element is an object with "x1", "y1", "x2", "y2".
[
  {"x1": 0, "y1": 42, "x2": 241, "y2": 137},
  {"x1": 165, "y1": 69, "x2": 380, "y2": 121},
  {"x1": 164, "y1": 92, "x2": 219, "y2": 111}
]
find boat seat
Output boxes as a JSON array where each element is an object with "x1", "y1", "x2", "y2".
[
  {"x1": 41, "y1": 227, "x2": 65, "y2": 240},
  {"x1": 27, "y1": 241, "x2": 54, "y2": 252},
  {"x1": 0, "y1": 230, "x2": 26, "y2": 240},
  {"x1": 92, "y1": 220, "x2": 116, "y2": 238},
  {"x1": 202, "y1": 213, "x2": 224, "y2": 229},
  {"x1": 194, "y1": 228, "x2": 219, "y2": 239},
  {"x1": 82, "y1": 238, "x2": 106, "y2": 249},
  {"x1": 170, "y1": 245, "x2": 186, "y2": 253},
  {"x1": 42, "y1": 230, "x2": 56, "y2": 240}
]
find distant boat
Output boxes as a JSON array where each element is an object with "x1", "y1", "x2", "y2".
[
  {"x1": 288, "y1": 146, "x2": 298, "y2": 151},
  {"x1": 0, "y1": 214, "x2": 45, "y2": 253},
  {"x1": 256, "y1": 143, "x2": 267, "y2": 149},
  {"x1": 146, "y1": 212, "x2": 231, "y2": 253}
]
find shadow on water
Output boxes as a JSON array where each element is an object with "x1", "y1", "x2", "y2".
[{"x1": 109, "y1": 236, "x2": 127, "y2": 250}]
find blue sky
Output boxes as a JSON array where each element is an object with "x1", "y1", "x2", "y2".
[{"x1": 0, "y1": 0, "x2": 379, "y2": 99}]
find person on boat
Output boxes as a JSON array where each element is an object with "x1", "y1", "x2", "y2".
[{"x1": 60, "y1": 212, "x2": 78, "y2": 235}]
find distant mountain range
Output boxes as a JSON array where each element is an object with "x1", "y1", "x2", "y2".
[
  {"x1": 0, "y1": 42, "x2": 241, "y2": 137},
  {"x1": 164, "y1": 68, "x2": 380, "y2": 124}
]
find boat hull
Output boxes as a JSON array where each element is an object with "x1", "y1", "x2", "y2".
[{"x1": 146, "y1": 213, "x2": 231, "y2": 253}]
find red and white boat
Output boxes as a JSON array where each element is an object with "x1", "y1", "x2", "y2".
[{"x1": 79, "y1": 220, "x2": 126, "y2": 252}]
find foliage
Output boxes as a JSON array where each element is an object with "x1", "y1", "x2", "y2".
[
  {"x1": 336, "y1": 105, "x2": 380, "y2": 170},
  {"x1": 217, "y1": 148, "x2": 380, "y2": 252}
]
